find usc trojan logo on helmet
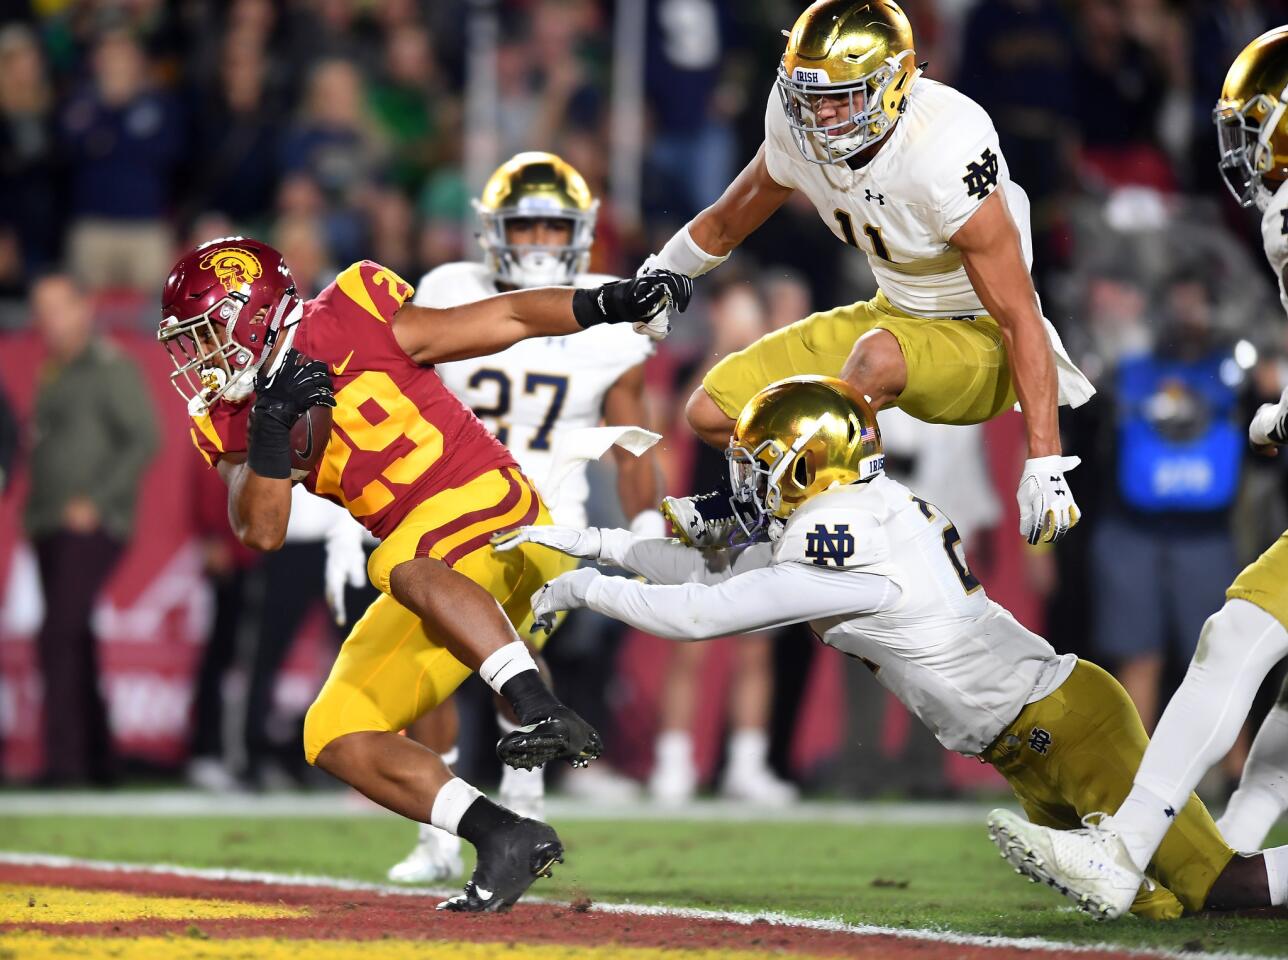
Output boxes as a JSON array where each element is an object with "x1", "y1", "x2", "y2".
[{"x1": 199, "y1": 247, "x2": 263, "y2": 293}]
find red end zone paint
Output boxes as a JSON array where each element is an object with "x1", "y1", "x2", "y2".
[{"x1": 0, "y1": 863, "x2": 1158, "y2": 960}]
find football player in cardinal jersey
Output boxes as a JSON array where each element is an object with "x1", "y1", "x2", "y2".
[
  {"x1": 380, "y1": 152, "x2": 662, "y2": 883},
  {"x1": 644, "y1": 0, "x2": 1094, "y2": 547},
  {"x1": 499, "y1": 376, "x2": 1288, "y2": 920},
  {"x1": 979, "y1": 26, "x2": 1288, "y2": 921},
  {"x1": 158, "y1": 237, "x2": 687, "y2": 912}
]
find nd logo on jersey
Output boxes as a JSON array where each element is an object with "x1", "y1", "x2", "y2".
[{"x1": 804, "y1": 523, "x2": 855, "y2": 567}]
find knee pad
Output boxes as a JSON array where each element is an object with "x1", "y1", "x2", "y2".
[{"x1": 1192, "y1": 599, "x2": 1288, "y2": 690}]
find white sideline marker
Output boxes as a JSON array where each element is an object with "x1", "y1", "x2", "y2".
[{"x1": 0, "y1": 850, "x2": 1262, "y2": 960}]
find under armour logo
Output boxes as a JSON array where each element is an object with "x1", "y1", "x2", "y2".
[
  {"x1": 804, "y1": 523, "x2": 856, "y2": 567},
  {"x1": 1164, "y1": 806, "x2": 1176, "y2": 819},
  {"x1": 963, "y1": 148, "x2": 1000, "y2": 201},
  {"x1": 864, "y1": 189, "x2": 885, "y2": 205},
  {"x1": 1027, "y1": 727, "x2": 1053, "y2": 755}
]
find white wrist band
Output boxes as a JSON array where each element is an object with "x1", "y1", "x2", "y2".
[{"x1": 654, "y1": 225, "x2": 729, "y2": 278}]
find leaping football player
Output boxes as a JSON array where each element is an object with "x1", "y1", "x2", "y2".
[
  {"x1": 982, "y1": 25, "x2": 1288, "y2": 920},
  {"x1": 158, "y1": 237, "x2": 687, "y2": 911},
  {"x1": 382, "y1": 152, "x2": 662, "y2": 884},
  {"x1": 498, "y1": 375, "x2": 1288, "y2": 919},
  {"x1": 645, "y1": 0, "x2": 1095, "y2": 547}
]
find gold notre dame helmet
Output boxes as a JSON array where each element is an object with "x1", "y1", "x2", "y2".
[
  {"x1": 727, "y1": 376, "x2": 885, "y2": 536},
  {"x1": 1215, "y1": 26, "x2": 1288, "y2": 208},
  {"x1": 473, "y1": 151, "x2": 599, "y2": 287},
  {"x1": 776, "y1": 0, "x2": 918, "y2": 165}
]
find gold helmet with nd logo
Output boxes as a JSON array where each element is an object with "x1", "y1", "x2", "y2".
[
  {"x1": 776, "y1": 0, "x2": 918, "y2": 165},
  {"x1": 474, "y1": 151, "x2": 599, "y2": 287},
  {"x1": 726, "y1": 376, "x2": 885, "y2": 538},
  {"x1": 1215, "y1": 25, "x2": 1288, "y2": 208}
]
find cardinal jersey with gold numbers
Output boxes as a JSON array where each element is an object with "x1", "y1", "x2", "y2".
[
  {"x1": 702, "y1": 80, "x2": 1095, "y2": 427},
  {"x1": 188, "y1": 260, "x2": 516, "y2": 540},
  {"x1": 415, "y1": 261, "x2": 654, "y2": 528}
]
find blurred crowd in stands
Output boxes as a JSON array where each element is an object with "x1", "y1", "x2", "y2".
[{"x1": 2, "y1": 0, "x2": 1288, "y2": 803}]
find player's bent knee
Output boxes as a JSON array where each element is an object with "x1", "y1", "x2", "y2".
[
  {"x1": 686, "y1": 387, "x2": 736, "y2": 447},
  {"x1": 842, "y1": 330, "x2": 907, "y2": 405},
  {"x1": 1193, "y1": 600, "x2": 1288, "y2": 685}
]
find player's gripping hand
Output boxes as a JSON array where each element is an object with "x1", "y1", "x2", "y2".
[
  {"x1": 573, "y1": 270, "x2": 692, "y2": 341},
  {"x1": 492, "y1": 525, "x2": 602, "y2": 560},
  {"x1": 247, "y1": 349, "x2": 336, "y2": 479},
  {"x1": 1017, "y1": 455, "x2": 1082, "y2": 545},
  {"x1": 530, "y1": 567, "x2": 602, "y2": 633}
]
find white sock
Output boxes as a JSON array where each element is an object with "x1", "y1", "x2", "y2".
[
  {"x1": 478, "y1": 641, "x2": 539, "y2": 695},
  {"x1": 1110, "y1": 600, "x2": 1288, "y2": 873},
  {"x1": 1219, "y1": 703, "x2": 1288, "y2": 851},
  {"x1": 1264, "y1": 844, "x2": 1288, "y2": 906},
  {"x1": 497, "y1": 711, "x2": 545, "y2": 796},
  {"x1": 429, "y1": 777, "x2": 482, "y2": 836},
  {"x1": 654, "y1": 730, "x2": 694, "y2": 769},
  {"x1": 419, "y1": 747, "x2": 462, "y2": 843},
  {"x1": 727, "y1": 728, "x2": 770, "y2": 774}
]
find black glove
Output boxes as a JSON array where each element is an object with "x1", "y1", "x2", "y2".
[
  {"x1": 572, "y1": 270, "x2": 694, "y2": 329},
  {"x1": 247, "y1": 349, "x2": 336, "y2": 479}
]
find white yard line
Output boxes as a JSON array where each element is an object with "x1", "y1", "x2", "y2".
[
  {"x1": 0, "y1": 850, "x2": 1268, "y2": 960},
  {"x1": 0, "y1": 789, "x2": 1002, "y2": 824}
]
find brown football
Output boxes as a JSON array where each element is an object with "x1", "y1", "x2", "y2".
[{"x1": 289, "y1": 404, "x2": 333, "y2": 479}]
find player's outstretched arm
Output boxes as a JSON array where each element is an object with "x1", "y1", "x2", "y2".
[
  {"x1": 953, "y1": 191, "x2": 1081, "y2": 544},
  {"x1": 392, "y1": 273, "x2": 691, "y2": 364},
  {"x1": 647, "y1": 144, "x2": 792, "y2": 275}
]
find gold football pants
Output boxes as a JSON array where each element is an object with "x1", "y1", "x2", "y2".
[
  {"x1": 982, "y1": 660, "x2": 1234, "y2": 918},
  {"x1": 1227, "y1": 530, "x2": 1288, "y2": 631},
  {"x1": 702, "y1": 290, "x2": 1017, "y2": 426},
  {"x1": 303, "y1": 467, "x2": 577, "y2": 764}
]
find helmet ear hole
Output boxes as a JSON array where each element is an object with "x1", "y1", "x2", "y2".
[{"x1": 793, "y1": 452, "x2": 811, "y2": 488}]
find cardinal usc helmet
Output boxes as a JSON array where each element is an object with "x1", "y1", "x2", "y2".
[
  {"x1": 1215, "y1": 26, "x2": 1288, "y2": 209},
  {"x1": 473, "y1": 151, "x2": 598, "y2": 288},
  {"x1": 159, "y1": 237, "x2": 302, "y2": 412},
  {"x1": 777, "y1": 0, "x2": 918, "y2": 165},
  {"x1": 726, "y1": 376, "x2": 885, "y2": 538}
]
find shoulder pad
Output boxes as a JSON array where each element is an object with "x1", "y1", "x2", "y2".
[
  {"x1": 332, "y1": 260, "x2": 415, "y2": 323},
  {"x1": 774, "y1": 501, "x2": 889, "y2": 569},
  {"x1": 413, "y1": 262, "x2": 494, "y2": 308}
]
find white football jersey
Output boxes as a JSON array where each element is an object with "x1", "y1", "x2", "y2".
[
  {"x1": 1260, "y1": 179, "x2": 1288, "y2": 316},
  {"x1": 762, "y1": 77, "x2": 1094, "y2": 409},
  {"x1": 415, "y1": 262, "x2": 654, "y2": 527},
  {"x1": 588, "y1": 473, "x2": 1075, "y2": 755}
]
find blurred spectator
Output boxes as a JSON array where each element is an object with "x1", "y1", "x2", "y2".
[
  {"x1": 367, "y1": 24, "x2": 448, "y2": 194},
  {"x1": 1091, "y1": 272, "x2": 1245, "y2": 728},
  {"x1": 0, "y1": 24, "x2": 62, "y2": 275},
  {"x1": 279, "y1": 57, "x2": 384, "y2": 264},
  {"x1": 651, "y1": 280, "x2": 797, "y2": 804},
  {"x1": 644, "y1": 0, "x2": 738, "y2": 220},
  {"x1": 62, "y1": 28, "x2": 181, "y2": 291},
  {"x1": 185, "y1": 32, "x2": 282, "y2": 227},
  {"x1": 23, "y1": 274, "x2": 157, "y2": 785}
]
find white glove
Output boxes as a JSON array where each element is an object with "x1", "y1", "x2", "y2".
[
  {"x1": 531, "y1": 567, "x2": 602, "y2": 633},
  {"x1": 324, "y1": 520, "x2": 368, "y2": 626},
  {"x1": 1249, "y1": 385, "x2": 1288, "y2": 449},
  {"x1": 492, "y1": 524, "x2": 603, "y2": 559},
  {"x1": 631, "y1": 258, "x2": 693, "y2": 342},
  {"x1": 628, "y1": 509, "x2": 668, "y2": 539},
  {"x1": 1017, "y1": 455, "x2": 1082, "y2": 545}
]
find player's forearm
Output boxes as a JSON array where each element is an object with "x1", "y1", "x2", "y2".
[
  {"x1": 582, "y1": 576, "x2": 780, "y2": 640},
  {"x1": 223, "y1": 460, "x2": 292, "y2": 551},
  {"x1": 1000, "y1": 315, "x2": 1061, "y2": 457},
  {"x1": 429, "y1": 288, "x2": 579, "y2": 363},
  {"x1": 684, "y1": 145, "x2": 790, "y2": 260}
]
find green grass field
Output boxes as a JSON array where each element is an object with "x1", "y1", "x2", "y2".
[{"x1": 3, "y1": 810, "x2": 1288, "y2": 956}]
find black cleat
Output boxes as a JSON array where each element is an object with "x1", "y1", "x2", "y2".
[
  {"x1": 495, "y1": 706, "x2": 603, "y2": 770},
  {"x1": 436, "y1": 818, "x2": 564, "y2": 913}
]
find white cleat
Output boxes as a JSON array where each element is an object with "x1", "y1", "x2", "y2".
[
  {"x1": 660, "y1": 492, "x2": 739, "y2": 548},
  {"x1": 649, "y1": 760, "x2": 698, "y2": 806},
  {"x1": 719, "y1": 765, "x2": 799, "y2": 806},
  {"x1": 1249, "y1": 385, "x2": 1288, "y2": 448},
  {"x1": 387, "y1": 828, "x2": 464, "y2": 884},
  {"x1": 501, "y1": 791, "x2": 545, "y2": 823},
  {"x1": 986, "y1": 809, "x2": 1143, "y2": 920}
]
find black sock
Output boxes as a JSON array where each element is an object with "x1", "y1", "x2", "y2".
[
  {"x1": 457, "y1": 795, "x2": 518, "y2": 845},
  {"x1": 500, "y1": 671, "x2": 563, "y2": 725}
]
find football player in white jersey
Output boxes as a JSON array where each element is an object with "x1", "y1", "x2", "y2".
[
  {"x1": 644, "y1": 0, "x2": 1094, "y2": 547},
  {"x1": 497, "y1": 375, "x2": 1288, "y2": 919},
  {"x1": 982, "y1": 26, "x2": 1288, "y2": 920},
  {"x1": 383, "y1": 151, "x2": 663, "y2": 883}
]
